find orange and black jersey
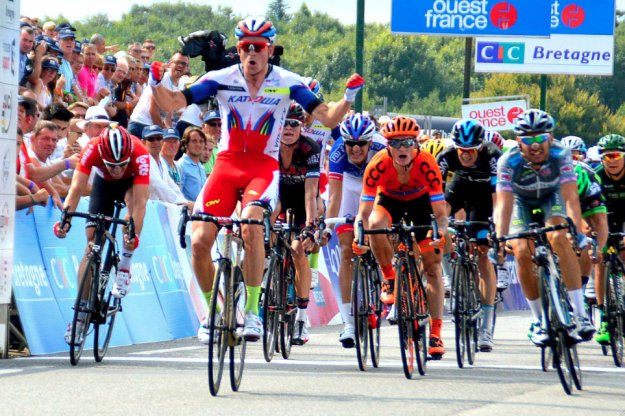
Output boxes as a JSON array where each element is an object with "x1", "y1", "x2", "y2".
[{"x1": 361, "y1": 149, "x2": 445, "y2": 205}]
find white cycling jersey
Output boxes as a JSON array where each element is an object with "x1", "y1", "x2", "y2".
[{"x1": 183, "y1": 64, "x2": 321, "y2": 161}]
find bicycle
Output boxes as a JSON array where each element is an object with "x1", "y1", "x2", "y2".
[
  {"x1": 357, "y1": 215, "x2": 437, "y2": 379},
  {"x1": 599, "y1": 231, "x2": 625, "y2": 367},
  {"x1": 325, "y1": 216, "x2": 383, "y2": 371},
  {"x1": 493, "y1": 219, "x2": 582, "y2": 395},
  {"x1": 448, "y1": 219, "x2": 491, "y2": 368},
  {"x1": 261, "y1": 210, "x2": 297, "y2": 362},
  {"x1": 61, "y1": 201, "x2": 131, "y2": 366},
  {"x1": 178, "y1": 207, "x2": 270, "y2": 396}
]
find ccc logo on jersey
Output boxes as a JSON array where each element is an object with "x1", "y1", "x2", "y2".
[{"x1": 365, "y1": 160, "x2": 387, "y2": 188}]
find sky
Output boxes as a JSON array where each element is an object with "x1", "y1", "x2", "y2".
[{"x1": 20, "y1": 0, "x2": 394, "y2": 25}]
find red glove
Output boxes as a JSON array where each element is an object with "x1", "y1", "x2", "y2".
[
  {"x1": 53, "y1": 221, "x2": 69, "y2": 238},
  {"x1": 344, "y1": 74, "x2": 365, "y2": 102},
  {"x1": 125, "y1": 233, "x2": 140, "y2": 250},
  {"x1": 352, "y1": 240, "x2": 367, "y2": 256},
  {"x1": 149, "y1": 61, "x2": 165, "y2": 86}
]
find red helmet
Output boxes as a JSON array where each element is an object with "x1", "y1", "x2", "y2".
[{"x1": 98, "y1": 126, "x2": 133, "y2": 164}]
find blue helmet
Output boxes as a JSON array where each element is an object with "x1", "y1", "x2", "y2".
[
  {"x1": 514, "y1": 109, "x2": 555, "y2": 135},
  {"x1": 235, "y1": 17, "x2": 277, "y2": 44},
  {"x1": 452, "y1": 119, "x2": 485, "y2": 148},
  {"x1": 340, "y1": 113, "x2": 376, "y2": 142}
]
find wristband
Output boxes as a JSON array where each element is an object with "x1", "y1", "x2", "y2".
[
  {"x1": 28, "y1": 181, "x2": 35, "y2": 191},
  {"x1": 64, "y1": 159, "x2": 71, "y2": 170}
]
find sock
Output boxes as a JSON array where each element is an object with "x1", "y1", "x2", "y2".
[
  {"x1": 430, "y1": 318, "x2": 443, "y2": 339},
  {"x1": 296, "y1": 308, "x2": 308, "y2": 322},
  {"x1": 481, "y1": 305, "x2": 495, "y2": 332},
  {"x1": 339, "y1": 302, "x2": 354, "y2": 326},
  {"x1": 296, "y1": 297, "x2": 309, "y2": 321},
  {"x1": 598, "y1": 305, "x2": 606, "y2": 322},
  {"x1": 527, "y1": 298, "x2": 543, "y2": 322},
  {"x1": 381, "y1": 263, "x2": 396, "y2": 281},
  {"x1": 308, "y1": 252, "x2": 319, "y2": 269},
  {"x1": 442, "y1": 252, "x2": 452, "y2": 278},
  {"x1": 202, "y1": 290, "x2": 212, "y2": 309},
  {"x1": 581, "y1": 275, "x2": 589, "y2": 287},
  {"x1": 568, "y1": 288, "x2": 587, "y2": 319},
  {"x1": 245, "y1": 285, "x2": 261, "y2": 315},
  {"x1": 118, "y1": 246, "x2": 134, "y2": 271}
]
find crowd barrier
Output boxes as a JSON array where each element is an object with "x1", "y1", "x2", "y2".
[{"x1": 13, "y1": 199, "x2": 526, "y2": 355}]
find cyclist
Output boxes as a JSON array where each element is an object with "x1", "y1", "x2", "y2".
[
  {"x1": 325, "y1": 113, "x2": 386, "y2": 348},
  {"x1": 561, "y1": 136, "x2": 586, "y2": 162},
  {"x1": 437, "y1": 119, "x2": 501, "y2": 352},
  {"x1": 421, "y1": 139, "x2": 446, "y2": 159},
  {"x1": 484, "y1": 130, "x2": 504, "y2": 150},
  {"x1": 593, "y1": 134, "x2": 625, "y2": 344},
  {"x1": 493, "y1": 109, "x2": 595, "y2": 346},
  {"x1": 54, "y1": 125, "x2": 149, "y2": 343},
  {"x1": 150, "y1": 17, "x2": 364, "y2": 341},
  {"x1": 354, "y1": 115, "x2": 448, "y2": 359},
  {"x1": 273, "y1": 102, "x2": 321, "y2": 345}
]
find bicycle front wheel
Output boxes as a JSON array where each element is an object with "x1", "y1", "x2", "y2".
[
  {"x1": 94, "y1": 258, "x2": 119, "y2": 362},
  {"x1": 208, "y1": 260, "x2": 228, "y2": 396},
  {"x1": 279, "y1": 259, "x2": 296, "y2": 359},
  {"x1": 230, "y1": 266, "x2": 247, "y2": 392},
  {"x1": 605, "y1": 261, "x2": 624, "y2": 367},
  {"x1": 452, "y1": 262, "x2": 468, "y2": 369},
  {"x1": 369, "y1": 263, "x2": 383, "y2": 369},
  {"x1": 411, "y1": 258, "x2": 428, "y2": 376},
  {"x1": 70, "y1": 255, "x2": 97, "y2": 366},
  {"x1": 396, "y1": 258, "x2": 415, "y2": 379},
  {"x1": 261, "y1": 255, "x2": 280, "y2": 362},
  {"x1": 352, "y1": 256, "x2": 370, "y2": 371}
]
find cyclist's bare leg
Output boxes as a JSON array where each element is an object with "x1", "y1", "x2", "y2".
[
  {"x1": 477, "y1": 245, "x2": 496, "y2": 306},
  {"x1": 240, "y1": 204, "x2": 266, "y2": 288},
  {"x1": 510, "y1": 238, "x2": 538, "y2": 299},
  {"x1": 421, "y1": 249, "x2": 444, "y2": 320},
  {"x1": 291, "y1": 239, "x2": 311, "y2": 298},
  {"x1": 77, "y1": 227, "x2": 97, "y2": 299},
  {"x1": 545, "y1": 217, "x2": 582, "y2": 291},
  {"x1": 338, "y1": 231, "x2": 355, "y2": 304},
  {"x1": 191, "y1": 221, "x2": 218, "y2": 292},
  {"x1": 586, "y1": 213, "x2": 608, "y2": 306},
  {"x1": 368, "y1": 210, "x2": 392, "y2": 269}
]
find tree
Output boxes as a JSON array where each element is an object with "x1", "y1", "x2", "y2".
[{"x1": 266, "y1": 0, "x2": 291, "y2": 23}]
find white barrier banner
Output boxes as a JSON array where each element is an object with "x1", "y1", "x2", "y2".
[{"x1": 461, "y1": 100, "x2": 527, "y2": 131}]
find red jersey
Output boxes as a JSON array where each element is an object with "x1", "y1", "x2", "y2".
[
  {"x1": 77, "y1": 137, "x2": 150, "y2": 185},
  {"x1": 361, "y1": 149, "x2": 445, "y2": 204}
]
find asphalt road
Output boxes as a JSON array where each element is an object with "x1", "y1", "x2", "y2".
[{"x1": 1, "y1": 310, "x2": 624, "y2": 416}]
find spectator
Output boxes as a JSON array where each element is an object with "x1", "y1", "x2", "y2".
[
  {"x1": 139, "y1": 63, "x2": 150, "y2": 87},
  {"x1": 128, "y1": 51, "x2": 188, "y2": 135},
  {"x1": 32, "y1": 57, "x2": 59, "y2": 108},
  {"x1": 176, "y1": 103, "x2": 204, "y2": 139},
  {"x1": 96, "y1": 55, "x2": 116, "y2": 97},
  {"x1": 19, "y1": 26, "x2": 46, "y2": 88},
  {"x1": 16, "y1": 127, "x2": 49, "y2": 210},
  {"x1": 68, "y1": 101, "x2": 88, "y2": 119},
  {"x1": 140, "y1": 50, "x2": 150, "y2": 64},
  {"x1": 160, "y1": 127, "x2": 184, "y2": 188},
  {"x1": 141, "y1": 125, "x2": 192, "y2": 208},
  {"x1": 142, "y1": 39, "x2": 156, "y2": 60},
  {"x1": 44, "y1": 104, "x2": 79, "y2": 164},
  {"x1": 109, "y1": 57, "x2": 130, "y2": 126},
  {"x1": 27, "y1": 121, "x2": 70, "y2": 197},
  {"x1": 41, "y1": 21, "x2": 57, "y2": 38},
  {"x1": 128, "y1": 42, "x2": 142, "y2": 59},
  {"x1": 76, "y1": 43, "x2": 99, "y2": 101},
  {"x1": 75, "y1": 106, "x2": 113, "y2": 148},
  {"x1": 176, "y1": 126, "x2": 207, "y2": 201},
  {"x1": 55, "y1": 29, "x2": 77, "y2": 97},
  {"x1": 90, "y1": 33, "x2": 117, "y2": 54},
  {"x1": 201, "y1": 110, "x2": 220, "y2": 176},
  {"x1": 18, "y1": 96, "x2": 39, "y2": 136}
]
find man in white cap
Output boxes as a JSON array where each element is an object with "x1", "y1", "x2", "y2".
[{"x1": 76, "y1": 106, "x2": 114, "y2": 148}]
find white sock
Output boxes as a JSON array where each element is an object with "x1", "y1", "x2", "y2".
[
  {"x1": 568, "y1": 289, "x2": 587, "y2": 319},
  {"x1": 481, "y1": 305, "x2": 495, "y2": 332},
  {"x1": 296, "y1": 307, "x2": 308, "y2": 322},
  {"x1": 119, "y1": 246, "x2": 134, "y2": 271},
  {"x1": 527, "y1": 298, "x2": 543, "y2": 322},
  {"x1": 339, "y1": 302, "x2": 354, "y2": 326}
]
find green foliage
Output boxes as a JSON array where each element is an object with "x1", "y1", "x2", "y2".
[{"x1": 40, "y1": 1, "x2": 625, "y2": 135}]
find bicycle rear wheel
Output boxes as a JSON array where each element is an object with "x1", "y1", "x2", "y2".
[
  {"x1": 70, "y1": 255, "x2": 97, "y2": 366},
  {"x1": 94, "y1": 255, "x2": 118, "y2": 362},
  {"x1": 208, "y1": 260, "x2": 228, "y2": 396},
  {"x1": 466, "y1": 265, "x2": 480, "y2": 365},
  {"x1": 453, "y1": 263, "x2": 468, "y2": 368},
  {"x1": 261, "y1": 255, "x2": 280, "y2": 362},
  {"x1": 279, "y1": 259, "x2": 296, "y2": 359},
  {"x1": 554, "y1": 330, "x2": 573, "y2": 395},
  {"x1": 605, "y1": 262, "x2": 624, "y2": 367},
  {"x1": 396, "y1": 258, "x2": 415, "y2": 379},
  {"x1": 230, "y1": 266, "x2": 247, "y2": 392},
  {"x1": 352, "y1": 256, "x2": 369, "y2": 371},
  {"x1": 369, "y1": 263, "x2": 383, "y2": 368}
]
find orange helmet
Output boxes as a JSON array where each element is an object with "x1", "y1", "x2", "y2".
[{"x1": 380, "y1": 116, "x2": 420, "y2": 140}]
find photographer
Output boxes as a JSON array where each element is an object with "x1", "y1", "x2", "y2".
[{"x1": 19, "y1": 26, "x2": 47, "y2": 92}]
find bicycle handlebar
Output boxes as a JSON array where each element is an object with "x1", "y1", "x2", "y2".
[{"x1": 357, "y1": 214, "x2": 440, "y2": 254}]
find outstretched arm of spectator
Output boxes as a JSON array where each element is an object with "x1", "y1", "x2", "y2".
[
  {"x1": 26, "y1": 154, "x2": 79, "y2": 183},
  {"x1": 16, "y1": 175, "x2": 40, "y2": 193}
]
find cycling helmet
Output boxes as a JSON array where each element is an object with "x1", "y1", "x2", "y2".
[
  {"x1": 513, "y1": 109, "x2": 555, "y2": 135},
  {"x1": 235, "y1": 17, "x2": 277, "y2": 44},
  {"x1": 452, "y1": 119, "x2": 485, "y2": 148},
  {"x1": 575, "y1": 165, "x2": 591, "y2": 197},
  {"x1": 484, "y1": 130, "x2": 504, "y2": 149},
  {"x1": 305, "y1": 77, "x2": 321, "y2": 95},
  {"x1": 597, "y1": 134, "x2": 625, "y2": 153},
  {"x1": 98, "y1": 125, "x2": 133, "y2": 164},
  {"x1": 586, "y1": 145, "x2": 600, "y2": 162},
  {"x1": 380, "y1": 116, "x2": 420, "y2": 140},
  {"x1": 422, "y1": 139, "x2": 446, "y2": 158},
  {"x1": 286, "y1": 102, "x2": 305, "y2": 122},
  {"x1": 340, "y1": 113, "x2": 376, "y2": 142},
  {"x1": 561, "y1": 136, "x2": 587, "y2": 153}
]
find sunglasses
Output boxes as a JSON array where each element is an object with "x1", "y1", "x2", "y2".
[
  {"x1": 238, "y1": 41, "x2": 269, "y2": 53},
  {"x1": 145, "y1": 135, "x2": 163, "y2": 142},
  {"x1": 284, "y1": 119, "x2": 302, "y2": 128},
  {"x1": 103, "y1": 66, "x2": 116, "y2": 72},
  {"x1": 103, "y1": 160, "x2": 129, "y2": 169},
  {"x1": 519, "y1": 133, "x2": 550, "y2": 146},
  {"x1": 388, "y1": 139, "x2": 416, "y2": 149},
  {"x1": 572, "y1": 153, "x2": 585, "y2": 161},
  {"x1": 601, "y1": 151, "x2": 625, "y2": 162},
  {"x1": 144, "y1": 45, "x2": 155, "y2": 50},
  {"x1": 207, "y1": 122, "x2": 221, "y2": 127},
  {"x1": 456, "y1": 145, "x2": 480, "y2": 155},
  {"x1": 345, "y1": 139, "x2": 370, "y2": 148}
]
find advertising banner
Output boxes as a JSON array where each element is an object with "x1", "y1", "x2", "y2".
[
  {"x1": 461, "y1": 99, "x2": 527, "y2": 131},
  {"x1": 391, "y1": 0, "x2": 551, "y2": 37},
  {"x1": 475, "y1": 1, "x2": 616, "y2": 75}
]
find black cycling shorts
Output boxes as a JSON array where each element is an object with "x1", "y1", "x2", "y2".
[{"x1": 87, "y1": 174, "x2": 133, "y2": 228}]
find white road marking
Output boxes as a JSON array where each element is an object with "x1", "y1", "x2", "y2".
[
  {"x1": 0, "y1": 369, "x2": 24, "y2": 375},
  {"x1": 21, "y1": 356, "x2": 625, "y2": 374},
  {"x1": 130, "y1": 346, "x2": 204, "y2": 355}
]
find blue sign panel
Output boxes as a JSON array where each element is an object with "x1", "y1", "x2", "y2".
[
  {"x1": 391, "y1": 0, "x2": 551, "y2": 37},
  {"x1": 550, "y1": 0, "x2": 615, "y2": 36}
]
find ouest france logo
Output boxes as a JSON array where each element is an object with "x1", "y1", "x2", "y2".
[
  {"x1": 423, "y1": 1, "x2": 519, "y2": 31},
  {"x1": 552, "y1": 2, "x2": 586, "y2": 29}
]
